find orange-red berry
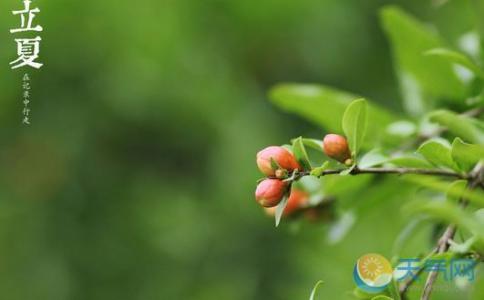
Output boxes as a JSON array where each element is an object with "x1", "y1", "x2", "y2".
[
  {"x1": 322, "y1": 134, "x2": 351, "y2": 163},
  {"x1": 256, "y1": 146, "x2": 301, "y2": 176},
  {"x1": 255, "y1": 179, "x2": 286, "y2": 207}
]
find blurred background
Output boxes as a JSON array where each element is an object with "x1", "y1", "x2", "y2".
[{"x1": 0, "y1": 0, "x2": 482, "y2": 299}]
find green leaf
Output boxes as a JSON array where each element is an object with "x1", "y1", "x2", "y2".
[
  {"x1": 428, "y1": 110, "x2": 483, "y2": 144},
  {"x1": 451, "y1": 138, "x2": 484, "y2": 171},
  {"x1": 359, "y1": 149, "x2": 389, "y2": 168},
  {"x1": 310, "y1": 161, "x2": 330, "y2": 177},
  {"x1": 270, "y1": 157, "x2": 282, "y2": 171},
  {"x1": 446, "y1": 180, "x2": 468, "y2": 202},
  {"x1": 309, "y1": 280, "x2": 324, "y2": 300},
  {"x1": 274, "y1": 193, "x2": 289, "y2": 227},
  {"x1": 371, "y1": 296, "x2": 393, "y2": 300},
  {"x1": 416, "y1": 139, "x2": 457, "y2": 170},
  {"x1": 340, "y1": 164, "x2": 356, "y2": 176},
  {"x1": 269, "y1": 84, "x2": 396, "y2": 144},
  {"x1": 406, "y1": 200, "x2": 484, "y2": 242},
  {"x1": 404, "y1": 175, "x2": 484, "y2": 207},
  {"x1": 387, "y1": 279, "x2": 401, "y2": 300},
  {"x1": 292, "y1": 137, "x2": 312, "y2": 171},
  {"x1": 387, "y1": 156, "x2": 434, "y2": 168},
  {"x1": 380, "y1": 6, "x2": 467, "y2": 115},
  {"x1": 424, "y1": 48, "x2": 484, "y2": 78},
  {"x1": 297, "y1": 138, "x2": 324, "y2": 152},
  {"x1": 342, "y1": 99, "x2": 368, "y2": 157}
]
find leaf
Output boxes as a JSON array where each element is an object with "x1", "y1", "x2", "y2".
[
  {"x1": 387, "y1": 279, "x2": 401, "y2": 300},
  {"x1": 327, "y1": 211, "x2": 356, "y2": 244},
  {"x1": 380, "y1": 6, "x2": 466, "y2": 115},
  {"x1": 340, "y1": 164, "x2": 356, "y2": 176},
  {"x1": 424, "y1": 48, "x2": 484, "y2": 78},
  {"x1": 342, "y1": 99, "x2": 368, "y2": 157},
  {"x1": 310, "y1": 161, "x2": 330, "y2": 177},
  {"x1": 269, "y1": 84, "x2": 396, "y2": 144},
  {"x1": 371, "y1": 296, "x2": 393, "y2": 300},
  {"x1": 274, "y1": 193, "x2": 289, "y2": 227},
  {"x1": 309, "y1": 280, "x2": 324, "y2": 300},
  {"x1": 451, "y1": 138, "x2": 484, "y2": 171},
  {"x1": 416, "y1": 139, "x2": 457, "y2": 170},
  {"x1": 387, "y1": 156, "x2": 434, "y2": 168},
  {"x1": 404, "y1": 175, "x2": 484, "y2": 206},
  {"x1": 270, "y1": 157, "x2": 282, "y2": 170},
  {"x1": 428, "y1": 110, "x2": 483, "y2": 144},
  {"x1": 392, "y1": 217, "x2": 426, "y2": 256},
  {"x1": 292, "y1": 137, "x2": 312, "y2": 171},
  {"x1": 405, "y1": 200, "x2": 484, "y2": 242},
  {"x1": 359, "y1": 149, "x2": 389, "y2": 168},
  {"x1": 446, "y1": 180, "x2": 468, "y2": 202},
  {"x1": 297, "y1": 138, "x2": 324, "y2": 152}
]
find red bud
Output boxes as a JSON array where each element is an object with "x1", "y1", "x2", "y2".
[
  {"x1": 255, "y1": 179, "x2": 286, "y2": 207},
  {"x1": 322, "y1": 134, "x2": 351, "y2": 163},
  {"x1": 256, "y1": 146, "x2": 301, "y2": 176}
]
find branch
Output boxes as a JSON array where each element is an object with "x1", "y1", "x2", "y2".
[
  {"x1": 296, "y1": 167, "x2": 465, "y2": 179},
  {"x1": 420, "y1": 164, "x2": 483, "y2": 300}
]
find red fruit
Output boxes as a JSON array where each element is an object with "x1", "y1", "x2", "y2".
[
  {"x1": 263, "y1": 188, "x2": 309, "y2": 216},
  {"x1": 322, "y1": 134, "x2": 351, "y2": 163},
  {"x1": 256, "y1": 146, "x2": 301, "y2": 176},
  {"x1": 255, "y1": 179, "x2": 286, "y2": 207}
]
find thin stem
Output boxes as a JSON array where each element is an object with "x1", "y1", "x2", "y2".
[
  {"x1": 420, "y1": 164, "x2": 483, "y2": 300},
  {"x1": 296, "y1": 167, "x2": 465, "y2": 179}
]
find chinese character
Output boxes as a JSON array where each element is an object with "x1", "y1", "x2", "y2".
[
  {"x1": 10, "y1": 0, "x2": 43, "y2": 33},
  {"x1": 424, "y1": 259, "x2": 448, "y2": 280},
  {"x1": 22, "y1": 116, "x2": 30, "y2": 125},
  {"x1": 450, "y1": 259, "x2": 476, "y2": 281},
  {"x1": 10, "y1": 37, "x2": 43, "y2": 69},
  {"x1": 396, "y1": 258, "x2": 421, "y2": 281}
]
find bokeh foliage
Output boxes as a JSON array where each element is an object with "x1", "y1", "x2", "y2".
[{"x1": 0, "y1": 0, "x2": 482, "y2": 299}]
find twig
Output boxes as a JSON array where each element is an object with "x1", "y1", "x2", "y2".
[
  {"x1": 420, "y1": 164, "x2": 483, "y2": 300},
  {"x1": 295, "y1": 167, "x2": 465, "y2": 179}
]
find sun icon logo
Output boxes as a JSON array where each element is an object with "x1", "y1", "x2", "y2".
[{"x1": 353, "y1": 253, "x2": 393, "y2": 293}]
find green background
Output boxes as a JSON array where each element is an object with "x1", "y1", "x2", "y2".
[{"x1": 0, "y1": 0, "x2": 482, "y2": 299}]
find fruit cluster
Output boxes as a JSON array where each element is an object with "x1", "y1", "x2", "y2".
[{"x1": 255, "y1": 134, "x2": 351, "y2": 218}]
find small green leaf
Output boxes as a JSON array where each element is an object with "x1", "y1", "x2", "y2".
[
  {"x1": 292, "y1": 137, "x2": 312, "y2": 171},
  {"x1": 405, "y1": 200, "x2": 484, "y2": 242},
  {"x1": 310, "y1": 161, "x2": 330, "y2": 177},
  {"x1": 387, "y1": 156, "x2": 434, "y2": 168},
  {"x1": 359, "y1": 149, "x2": 389, "y2": 168},
  {"x1": 340, "y1": 164, "x2": 356, "y2": 176},
  {"x1": 342, "y1": 99, "x2": 368, "y2": 157},
  {"x1": 446, "y1": 180, "x2": 468, "y2": 202},
  {"x1": 404, "y1": 175, "x2": 484, "y2": 206},
  {"x1": 275, "y1": 193, "x2": 289, "y2": 227},
  {"x1": 270, "y1": 157, "x2": 282, "y2": 171},
  {"x1": 428, "y1": 110, "x2": 483, "y2": 144},
  {"x1": 309, "y1": 280, "x2": 324, "y2": 300},
  {"x1": 371, "y1": 296, "x2": 393, "y2": 300},
  {"x1": 451, "y1": 138, "x2": 484, "y2": 171},
  {"x1": 424, "y1": 48, "x2": 484, "y2": 78},
  {"x1": 416, "y1": 139, "x2": 457, "y2": 170},
  {"x1": 387, "y1": 279, "x2": 401, "y2": 300},
  {"x1": 297, "y1": 138, "x2": 324, "y2": 152}
]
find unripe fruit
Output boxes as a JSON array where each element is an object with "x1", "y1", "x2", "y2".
[
  {"x1": 255, "y1": 179, "x2": 286, "y2": 207},
  {"x1": 256, "y1": 146, "x2": 301, "y2": 176},
  {"x1": 322, "y1": 134, "x2": 351, "y2": 163},
  {"x1": 263, "y1": 188, "x2": 309, "y2": 216}
]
